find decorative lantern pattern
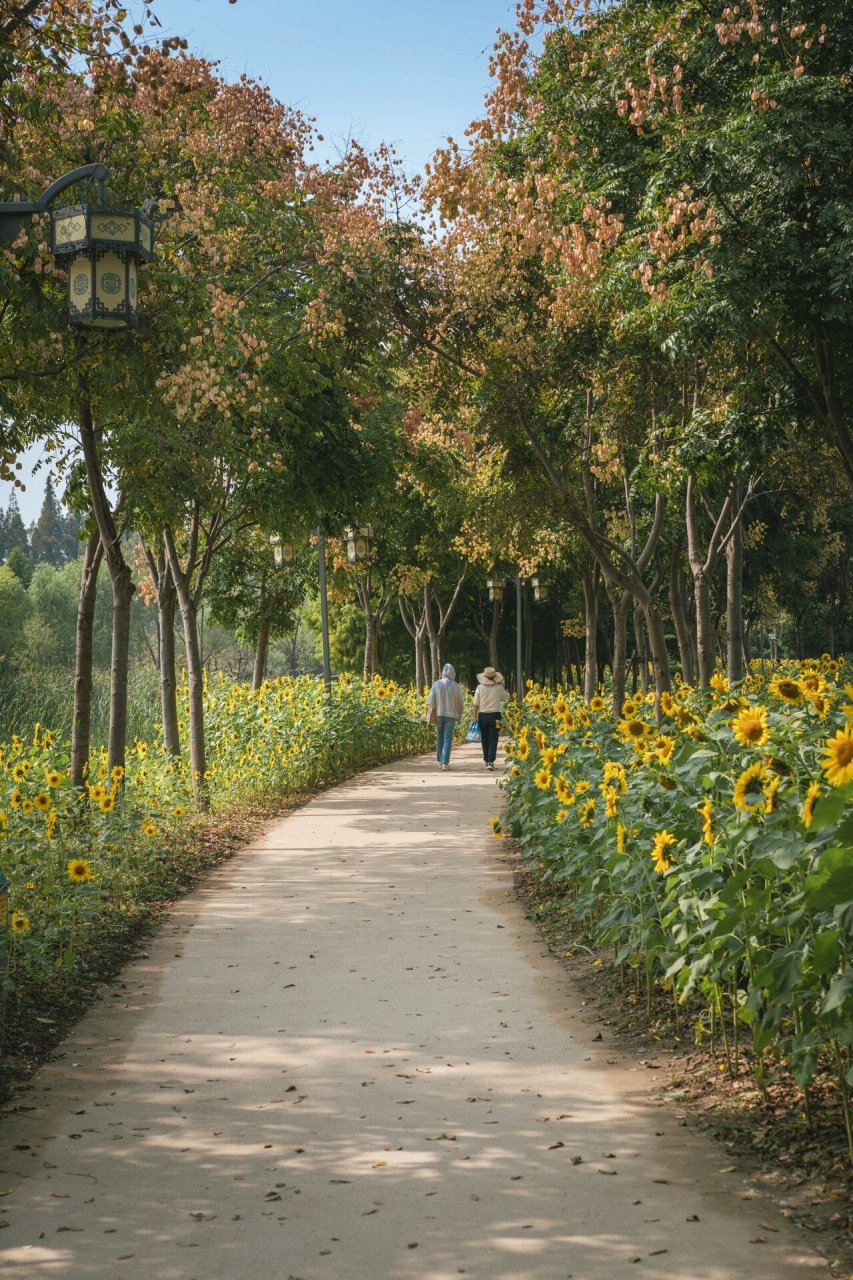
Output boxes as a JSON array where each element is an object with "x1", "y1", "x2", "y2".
[
  {"x1": 487, "y1": 577, "x2": 504, "y2": 602},
  {"x1": 345, "y1": 525, "x2": 373, "y2": 565},
  {"x1": 532, "y1": 576, "x2": 549, "y2": 602},
  {"x1": 51, "y1": 203, "x2": 154, "y2": 328},
  {"x1": 271, "y1": 536, "x2": 298, "y2": 568}
]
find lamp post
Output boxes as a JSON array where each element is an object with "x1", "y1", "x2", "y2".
[
  {"x1": 271, "y1": 532, "x2": 332, "y2": 698},
  {"x1": 486, "y1": 573, "x2": 548, "y2": 699},
  {"x1": 0, "y1": 163, "x2": 154, "y2": 328}
]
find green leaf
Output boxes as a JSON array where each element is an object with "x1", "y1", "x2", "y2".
[
  {"x1": 810, "y1": 788, "x2": 849, "y2": 832},
  {"x1": 812, "y1": 928, "x2": 840, "y2": 977},
  {"x1": 821, "y1": 969, "x2": 853, "y2": 1015}
]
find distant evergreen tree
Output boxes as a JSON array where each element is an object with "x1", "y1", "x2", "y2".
[
  {"x1": 30, "y1": 477, "x2": 69, "y2": 566},
  {"x1": 62, "y1": 507, "x2": 85, "y2": 561},
  {"x1": 2, "y1": 492, "x2": 29, "y2": 560},
  {"x1": 6, "y1": 545, "x2": 33, "y2": 587}
]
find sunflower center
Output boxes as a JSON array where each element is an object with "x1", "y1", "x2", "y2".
[{"x1": 837, "y1": 740, "x2": 853, "y2": 767}]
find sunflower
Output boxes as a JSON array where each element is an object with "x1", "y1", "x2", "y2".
[
  {"x1": 173, "y1": 805, "x2": 186, "y2": 818},
  {"x1": 33, "y1": 792, "x2": 51, "y2": 812},
  {"x1": 822, "y1": 727, "x2": 853, "y2": 789},
  {"x1": 516, "y1": 740, "x2": 530, "y2": 761},
  {"x1": 541, "y1": 746, "x2": 557, "y2": 767},
  {"x1": 731, "y1": 705, "x2": 770, "y2": 748},
  {"x1": 100, "y1": 795, "x2": 116, "y2": 814},
  {"x1": 616, "y1": 823, "x2": 626, "y2": 854},
  {"x1": 698, "y1": 797, "x2": 714, "y2": 848},
  {"x1": 111, "y1": 765, "x2": 125, "y2": 782},
  {"x1": 589, "y1": 695, "x2": 605, "y2": 713},
  {"x1": 11, "y1": 762, "x2": 28, "y2": 782},
  {"x1": 45, "y1": 770, "x2": 62, "y2": 787},
  {"x1": 655, "y1": 735, "x2": 676, "y2": 766},
  {"x1": 11, "y1": 912, "x2": 30, "y2": 933},
  {"x1": 67, "y1": 858, "x2": 93, "y2": 883},
  {"x1": 575, "y1": 779, "x2": 591, "y2": 795},
  {"x1": 770, "y1": 675, "x2": 804, "y2": 706},
  {"x1": 801, "y1": 781, "x2": 821, "y2": 830},
  {"x1": 603, "y1": 761, "x2": 628, "y2": 794},
  {"x1": 142, "y1": 819, "x2": 158, "y2": 837},
  {"x1": 21, "y1": 799, "x2": 33, "y2": 815},
  {"x1": 579, "y1": 798, "x2": 596, "y2": 828},
  {"x1": 604, "y1": 786, "x2": 618, "y2": 818},
  {"x1": 554, "y1": 776, "x2": 573, "y2": 805},
  {"x1": 89, "y1": 785, "x2": 106, "y2": 803},
  {"x1": 710, "y1": 672, "x2": 729, "y2": 694},
  {"x1": 9, "y1": 788, "x2": 21, "y2": 809},
  {"x1": 555, "y1": 809, "x2": 569, "y2": 824},
  {"x1": 489, "y1": 817, "x2": 503, "y2": 839},
  {"x1": 620, "y1": 718, "x2": 649, "y2": 742},
  {"x1": 534, "y1": 768, "x2": 552, "y2": 791},
  {"x1": 763, "y1": 775, "x2": 782, "y2": 815},
  {"x1": 651, "y1": 829, "x2": 677, "y2": 875},
  {"x1": 733, "y1": 761, "x2": 768, "y2": 813}
]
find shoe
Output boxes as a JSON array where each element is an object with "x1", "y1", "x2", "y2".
[{"x1": 487, "y1": 762, "x2": 495, "y2": 770}]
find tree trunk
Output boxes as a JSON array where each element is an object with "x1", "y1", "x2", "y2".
[
  {"x1": 253, "y1": 617, "x2": 271, "y2": 690},
  {"x1": 669, "y1": 541, "x2": 697, "y2": 686},
  {"x1": 609, "y1": 589, "x2": 632, "y2": 718},
  {"x1": 633, "y1": 604, "x2": 649, "y2": 694},
  {"x1": 726, "y1": 503, "x2": 745, "y2": 685},
  {"x1": 581, "y1": 565, "x2": 599, "y2": 702},
  {"x1": 364, "y1": 612, "x2": 379, "y2": 679},
  {"x1": 158, "y1": 559, "x2": 180, "y2": 755},
  {"x1": 644, "y1": 601, "x2": 672, "y2": 705},
  {"x1": 163, "y1": 524, "x2": 209, "y2": 808},
  {"x1": 77, "y1": 378, "x2": 135, "y2": 775},
  {"x1": 108, "y1": 567, "x2": 134, "y2": 775},
  {"x1": 71, "y1": 529, "x2": 104, "y2": 790}
]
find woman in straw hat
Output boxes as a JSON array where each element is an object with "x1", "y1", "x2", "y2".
[{"x1": 471, "y1": 666, "x2": 511, "y2": 770}]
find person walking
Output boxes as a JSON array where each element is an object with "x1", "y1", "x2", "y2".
[
  {"x1": 471, "y1": 665, "x2": 511, "y2": 770},
  {"x1": 427, "y1": 663, "x2": 465, "y2": 770}
]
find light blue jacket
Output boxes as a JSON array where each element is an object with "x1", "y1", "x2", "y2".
[{"x1": 427, "y1": 664, "x2": 464, "y2": 720}]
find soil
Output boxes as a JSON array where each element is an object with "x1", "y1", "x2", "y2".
[{"x1": 507, "y1": 842, "x2": 853, "y2": 1279}]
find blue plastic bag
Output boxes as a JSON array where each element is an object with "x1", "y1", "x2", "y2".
[{"x1": 465, "y1": 722, "x2": 481, "y2": 743}]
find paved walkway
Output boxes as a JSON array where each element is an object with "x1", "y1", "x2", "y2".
[{"x1": 0, "y1": 747, "x2": 830, "y2": 1279}]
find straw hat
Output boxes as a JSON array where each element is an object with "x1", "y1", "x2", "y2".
[{"x1": 477, "y1": 666, "x2": 504, "y2": 685}]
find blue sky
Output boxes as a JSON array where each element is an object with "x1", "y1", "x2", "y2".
[
  {"x1": 159, "y1": 0, "x2": 511, "y2": 171},
  {"x1": 3, "y1": 0, "x2": 513, "y2": 525}
]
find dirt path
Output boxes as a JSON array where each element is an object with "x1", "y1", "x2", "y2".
[{"x1": 0, "y1": 747, "x2": 831, "y2": 1279}]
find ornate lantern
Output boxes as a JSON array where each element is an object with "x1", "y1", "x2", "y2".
[
  {"x1": 344, "y1": 524, "x2": 373, "y2": 565},
  {"x1": 51, "y1": 202, "x2": 154, "y2": 328},
  {"x1": 487, "y1": 577, "x2": 504, "y2": 602},
  {"x1": 271, "y1": 535, "x2": 298, "y2": 568},
  {"x1": 531, "y1": 576, "x2": 549, "y2": 602}
]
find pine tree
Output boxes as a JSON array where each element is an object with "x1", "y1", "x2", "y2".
[
  {"x1": 2, "y1": 492, "x2": 29, "y2": 559},
  {"x1": 30, "y1": 477, "x2": 69, "y2": 566}
]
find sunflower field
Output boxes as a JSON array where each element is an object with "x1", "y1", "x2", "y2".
[
  {"x1": 0, "y1": 672, "x2": 432, "y2": 1044},
  {"x1": 497, "y1": 659, "x2": 853, "y2": 1160}
]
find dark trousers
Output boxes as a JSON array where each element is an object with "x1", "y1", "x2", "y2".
[{"x1": 478, "y1": 712, "x2": 501, "y2": 763}]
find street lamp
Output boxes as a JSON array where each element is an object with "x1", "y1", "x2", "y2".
[
  {"x1": 271, "y1": 531, "x2": 332, "y2": 698},
  {"x1": 270, "y1": 535, "x2": 297, "y2": 569},
  {"x1": 344, "y1": 524, "x2": 373, "y2": 565},
  {"x1": 487, "y1": 577, "x2": 504, "y2": 603},
  {"x1": 0, "y1": 163, "x2": 154, "y2": 328}
]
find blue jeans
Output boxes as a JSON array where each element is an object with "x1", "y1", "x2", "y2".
[
  {"x1": 436, "y1": 716, "x2": 456, "y2": 764},
  {"x1": 478, "y1": 712, "x2": 501, "y2": 764}
]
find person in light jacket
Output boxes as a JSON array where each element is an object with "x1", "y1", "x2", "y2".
[
  {"x1": 427, "y1": 663, "x2": 465, "y2": 770},
  {"x1": 471, "y1": 666, "x2": 511, "y2": 770}
]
